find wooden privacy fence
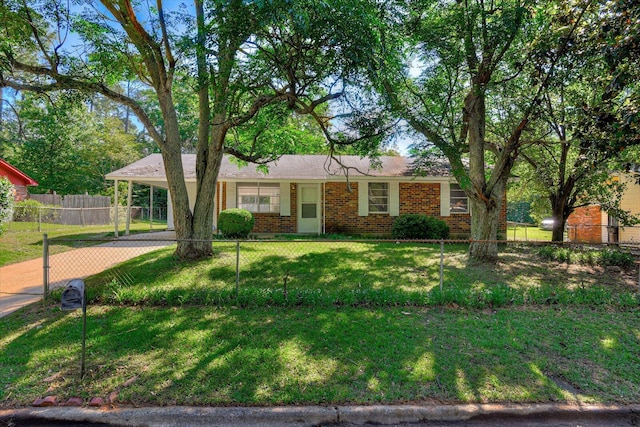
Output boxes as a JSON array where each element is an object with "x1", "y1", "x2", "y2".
[{"x1": 30, "y1": 194, "x2": 111, "y2": 225}]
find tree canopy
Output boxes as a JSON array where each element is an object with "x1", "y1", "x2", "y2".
[{"x1": 1, "y1": 0, "x2": 391, "y2": 260}]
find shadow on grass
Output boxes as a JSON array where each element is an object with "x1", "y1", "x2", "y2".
[
  {"x1": 2, "y1": 303, "x2": 639, "y2": 406},
  {"x1": 73, "y1": 242, "x2": 639, "y2": 309}
]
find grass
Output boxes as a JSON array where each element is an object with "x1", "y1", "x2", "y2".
[
  {"x1": 1, "y1": 304, "x2": 639, "y2": 406},
  {"x1": 1, "y1": 240, "x2": 639, "y2": 407},
  {"x1": 0, "y1": 220, "x2": 167, "y2": 267},
  {"x1": 83, "y1": 242, "x2": 639, "y2": 309},
  {"x1": 507, "y1": 225, "x2": 552, "y2": 241}
]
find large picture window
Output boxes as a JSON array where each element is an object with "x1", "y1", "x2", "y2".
[
  {"x1": 450, "y1": 183, "x2": 468, "y2": 214},
  {"x1": 368, "y1": 182, "x2": 389, "y2": 213},
  {"x1": 237, "y1": 183, "x2": 280, "y2": 213}
]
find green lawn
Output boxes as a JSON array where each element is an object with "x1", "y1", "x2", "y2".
[
  {"x1": 507, "y1": 225, "x2": 552, "y2": 241},
  {"x1": 2, "y1": 304, "x2": 639, "y2": 406},
  {"x1": 84, "y1": 242, "x2": 638, "y2": 308},
  {"x1": 0, "y1": 221, "x2": 167, "y2": 267},
  {"x1": 1, "y1": 240, "x2": 638, "y2": 407}
]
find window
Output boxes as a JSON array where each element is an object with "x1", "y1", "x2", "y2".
[
  {"x1": 368, "y1": 182, "x2": 389, "y2": 213},
  {"x1": 237, "y1": 183, "x2": 280, "y2": 213},
  {"x1": 450, "y1": 183, "x2": 468, "y2": 214}
]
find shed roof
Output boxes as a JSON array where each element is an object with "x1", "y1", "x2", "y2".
[
  {"x1": 106, "y1": 154, "x2": 453, "y2": 185},
  {"x1": 0, "y1": 159, "x2": 38, "y2": 187}
]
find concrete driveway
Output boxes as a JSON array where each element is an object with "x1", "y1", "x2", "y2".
[{"x1": 0, "y1": 232, "x2": 176, "y2": 318}]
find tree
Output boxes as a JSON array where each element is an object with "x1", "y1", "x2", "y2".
[
  {"x1": 0, "y1": 0, "x2": 388, "y2": 260},
  {"x1": 4, "y1": 93, "x2": 141, "y2": 195},
  {"x1": 379, "y1": 0, "x2": 595, "y2": 263},
  {"x1": 513, "y1": 0, "x2": 640, "y2": 241}
]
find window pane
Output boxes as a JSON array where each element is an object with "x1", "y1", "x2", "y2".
[
  {"x1": 302, "y1": 203, "x2": 316, "y2": 218},
  {"x1": 450, "y1": 184, "x2": 468, "y2": 214},
  {"x1": 237, "y1": 183, "x2": 280, "y2": 213},
  {"x1": 368, "y1": 182, "x2": 389, "y2": 213}
]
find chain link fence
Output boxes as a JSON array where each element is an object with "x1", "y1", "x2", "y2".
[
  {"x1": 3, "y1": 235, "x2": 639, "y2": 318},
  {"x1": 508, "y1": 222, "x2": 640, "y2": 244},
  {"x1": 41, "y1": 237, "x2": 640, "y2": 305},
  {"x1": 7, "y1": 205, "x2": 168, "y2": 233}
]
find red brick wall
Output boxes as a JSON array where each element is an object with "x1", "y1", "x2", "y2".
[
  {"x1": 220, "y1": 182, "x2": 297, "y2": 234},
  {"x1": 220, "y1": 181, "x2": 504, "y2": 237},
  {"x1": 567, "y1": 205, "x2": 603, "y2": 243},
  {"x1": 13, "y1": 185, "x2": 29, "y2": 202}
]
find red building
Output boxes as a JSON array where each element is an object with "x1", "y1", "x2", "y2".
[{"x1": 0, "y1": 159, "x2": 38, "y2": 201}]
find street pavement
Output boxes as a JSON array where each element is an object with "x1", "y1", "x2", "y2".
[
  {"x1": 0, "y1": 231, "x2": 176, "y2": 318},
  {"x1": 1, "y1": 403, "x2": 639, "y2": 426}
]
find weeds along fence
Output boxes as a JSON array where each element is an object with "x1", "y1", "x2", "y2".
[{"x1": 34, "y1": 237, "x2": 640, "y2": 309}]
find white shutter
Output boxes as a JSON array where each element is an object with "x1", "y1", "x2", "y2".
[
  {"x1": 389, "y1": 181, "x2": 399, "y2": 216},
  {"x1": 280, "y1": 182, "x2": 291, "y2": 216},
  {"x1": 358, "y1": 181, "x2": 368, "y2": 217},
  {"x1": 440, "y1": 181, "x2": 450, "y2": 217},
  {"x1": 226, "y1": 182, "x2": 236, "y2": 209}
]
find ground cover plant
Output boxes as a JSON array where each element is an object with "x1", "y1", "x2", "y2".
[{"x1": 0, "y1": 221, "x2": 168, "y2": 267}]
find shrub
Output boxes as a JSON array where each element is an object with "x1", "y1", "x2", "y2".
[
  {"x1": 392, "y1": 214, "x2": 450, "y2": 239},
  {"x1": 12, "y1": 199, "x2": 60, "y2": 223},
  {"x1": 218, "y1": 208, "x2": 254, "y2": 238},
  {"x1": 537, "y1": 245, "x2": 635, "y2": 270},
  {"x1": 0, "y1": 177, "x2": 14, "y2": 234},
  {"x1": 12, "y1": 199, "x2": 42, "y2": 222},
  {"x1": 599, "y1": 248, "x2": 635, "y2": 269}
]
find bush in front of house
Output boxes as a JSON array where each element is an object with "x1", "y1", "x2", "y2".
[
  {"x1": 218, "y1": 208, "x2": 255, "y2": 238},
  {"x1": 392, "y1": 214, "x2": 450, "y2": 240},
  {"x1": 0, "y1": 177, "x2": 14, "y2": 235}
]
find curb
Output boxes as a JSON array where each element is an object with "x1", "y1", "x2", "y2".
[{"x1": 1, "y1": 403, "x2": 640, "y2": 426}]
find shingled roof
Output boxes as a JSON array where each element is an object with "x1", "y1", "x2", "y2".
[{"x1": 106, "y1": 154, "x2": 453, "y2": 184}]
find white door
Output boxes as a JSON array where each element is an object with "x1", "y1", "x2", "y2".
[{"x1": 298, "y1": 184, "x2": 320, "y2": 233}]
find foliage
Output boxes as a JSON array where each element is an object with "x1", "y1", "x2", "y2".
[
  {"x1": 0, "y1": 177, "x2": 14, "y2": 234},
  {"x1": 378, "y1": 0, "x2": 591, "y2": 263},
  {"x1": 2, "y1": 93, "x2": 141, "y2": 196},
  {"x1": 11, "y1": 199, "x2": 60, "y2": 223},
  {"x1": 0, "y1": 0, "x2": 393, "y2": 260},
  {"x1": 537, "y1": 246, "x2": 635, "y2": 269},
  {"x1": 506, "y1": 201, "x2": 535, "y2": 224},
  {"x1": 217, "y1": 209, "x2": 255, "y2": 239},
  {"x1": 508, "y1": 0, "x2": 640, "y2": 241},
  {"x1": 391, "y1": 214, "x2": 449, "y2": 239}
]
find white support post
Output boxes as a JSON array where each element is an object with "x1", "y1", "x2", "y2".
[
  {"x1": 150, "y1": 185, "x2": 154, "y2": 231},
  {"x1": 125, "y1": 180, "x2": 133, "y2": 236},
  {"x1": 114, "y1": 180, "x2": 119, "y2": 238}
]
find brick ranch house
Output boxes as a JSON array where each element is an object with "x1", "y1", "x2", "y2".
[
  {"x1": 567, "y1": 171, "x2": 640, "y2": 243},
  {"x1": 0, "y1": 158, "x2": 38, "y2": 201},
  {"x1": 106, "y1": 154, "x2": 507, "y2": 237}
]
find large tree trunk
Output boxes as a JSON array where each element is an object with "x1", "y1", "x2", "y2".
[
  {"x1": 464, "y1": 84, "x2": 504, "y2": 264},
  {"x1": 549, "y1": 193, "x2": 569, "y2": 242},
  {"x1": 468, "y1": 178, "x2": 505, "y2": 264}
]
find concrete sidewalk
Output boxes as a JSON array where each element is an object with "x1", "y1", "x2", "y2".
[
  {"x1": 0, "y1": 231, "x2": 176, "y2": 318},
  {"x1": 1, "y1": 403, "x2": 639, "y2": 426}
]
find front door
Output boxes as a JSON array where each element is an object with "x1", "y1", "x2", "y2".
[{"x1": 298, "y1": 184, "x2": 320, "y2": 233}]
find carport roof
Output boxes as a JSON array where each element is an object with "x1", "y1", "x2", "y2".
[{"x1": 105, "y1": 154, "x2": 453, "y2": 185}]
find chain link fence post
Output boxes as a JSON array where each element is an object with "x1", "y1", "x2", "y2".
[
  {"x1": 43, "y1": 233, "x2": 49, "y2": 298},
  {"x1": 235, "y1": 240, "x2": 240, "y2": 299},
  {"x1": 439, "y1": 240, "x2": 444, "y2": 292}
]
